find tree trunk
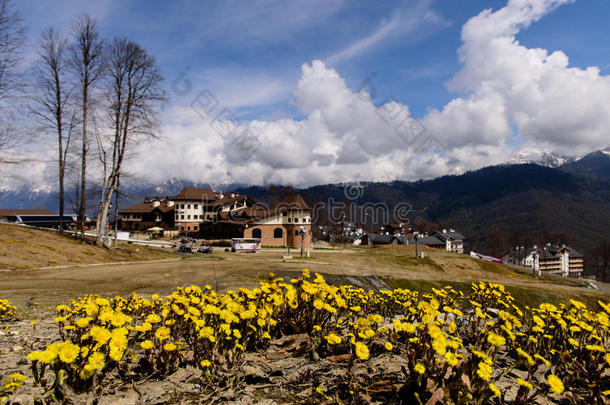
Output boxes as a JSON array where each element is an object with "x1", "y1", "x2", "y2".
[
  {"x1": 58, "y1": 113, "x2": 64, "y2": 235},
  {"x1": 114, "y1": 177, "x2": 120, "y2": 247},
  {"x1": 79, "y1": 89, "x2": 87, "y2": 241}
]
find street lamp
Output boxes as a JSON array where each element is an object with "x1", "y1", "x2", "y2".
[{"x1": 299, "y1": 225, "x2": 306, "y2": 257}]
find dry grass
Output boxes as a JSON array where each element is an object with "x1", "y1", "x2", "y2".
[{"x1": 0, "y1": 223, "x2": 176, "y2": 270}]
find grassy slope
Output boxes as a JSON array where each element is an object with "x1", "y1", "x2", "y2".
[{"x1": 0, "y1": 224, "x2": 176, "y2": 270}]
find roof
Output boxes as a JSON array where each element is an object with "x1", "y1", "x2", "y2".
[
  {"x1": 0, "y1": 209, "x2": 56, "y2": 216},
  {"x1": 247, "y1": 194, "x2": 312, "y2": 221},
  {"x1": 364, "y1": 233, "x2": 395, "y2": 244},
  {"x1": 434, "y1": 230, "x2": 465, "y2": 241},
  {"x1": 173, "y1": 188, "x2": 217, "y2": 201},
  {"x1": 277, "y1": 194, "x2": 311, "y2": 210},
  {"x1": 119, "y1": 201, "x2": 174, "y2": 214},
  {"x1": 418, "y1": 235, "x2": 446, "y2": 246}
]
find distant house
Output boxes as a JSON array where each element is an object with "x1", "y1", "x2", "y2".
[
  {"x1": 523, "y1": 244, "x2": 583, "y2": 278},
  {"x1": 415, "y1": 229, "x2": 465, "y2": 253},
  {"x1": 118, "y1": 198, "x2": 175, "y2": 231},
  {"x1": 243, "y1": 194, "x2": 312, "y2": 249},
  {"x1": 0, "y1": 209, "x2": 76, "y2": 229},
  {"x1": 360, "y1": 233, "x2": 407, "y2": 245}
]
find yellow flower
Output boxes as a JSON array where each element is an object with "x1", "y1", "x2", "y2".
[
  {"x1": 155, "y1": 326, "x2": 171, "y2": 341},
  {"x1": 87, "y1": 352, "x2": 105, "y2": 370},
  {"x1": 58, "y1": 341, "x2": 80, "y2": 363},
  {"x1": 90, "y1": 326, "x2": 112, "y2": 345},
  {"x1": 146, "y1": 313, "x2": 162, "y2": 324},
  {"x1": 444, "y1": 352, "x2": 458, "y2": 366},
  {"x1": 355, "y1": 341, "x2": 369, "y2": 360},
  {"x1": 477, "y1": 362, "x2": 492, "y2": 381},
  {"x1": 414, "y1": 363, "x2": 425, "y2": 375},
  {"x1": 200, "y1": 360, "x2": 211, "y2": 367},
  {"x1": 547, "y1": 374, "x2": 564, "y2": 394},
  {"x1": 585, "y1": 344, "x2": 605, "y2": 353},
  {"x1": 140, "y1": 340, "x2": 154, "y2": 350},
  {"x1": 489, "y1": 383, "x2": 501, "y2": 396},
  {"x1": 163, "y1": 343, "x2": 177, "y2": 351},
  {"x1": 315, "y1": 385, "x2": 324, "y2": 395},
  {"x1": 39, "y1": 349, "x2": 57, "y2": 364},
  {"x1": 385, "y1": 342, "x2": 393, "y2": 351},
  {"x1": 487, "y1": 332, "x2": 506, "y2": 348},
  {"x1": 534, "y1": 354, "x2": 550, "y2": 367},
  {"x1": 27, "y1": 351, "x2": 42, "y2": 362},
  {"x1": 325, "y1": 333, "x2": 342, "y2": 345},
  {"x1": 516, "y1": 378, "x2": 532, "y2": 390}
]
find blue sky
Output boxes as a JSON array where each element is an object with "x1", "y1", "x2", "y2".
[
  {"x1": 19, "y1": 0, "x2": 608, "y2": 118},
  {"x1": 11, "y1": 0, "x2": 610, "y2": 188}
]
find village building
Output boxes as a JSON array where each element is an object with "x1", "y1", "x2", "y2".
[
  {"x1": 358, "y1": 228, "x2": 465, "y2": 253},
  {"x1": 0, "y1": 209, "x2": 78, "y2": 229},
  {"x1": 118, "y1": 198, "x2": 175, "y2": 231},
  {"x1": 523, "y1": 244, "x2": 583, "y2": 278},
  {"x1": 170, "y1": 188, "x2": 255, "y2": 233},
  {"x1": 243, "y1": 194, "x2": 312, "y2": 249}
]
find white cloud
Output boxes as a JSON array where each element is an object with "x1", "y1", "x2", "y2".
[
  {"x1": 426, "y1": 0, "x2": 610, "y2": 155},
  {"x1": 6, "y1": 0, "x2": 610, "y2": 192}
]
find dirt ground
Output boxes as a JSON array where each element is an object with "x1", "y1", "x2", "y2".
[{"x1": 1, "y1": 244, "x2": 608, "y2": 313}]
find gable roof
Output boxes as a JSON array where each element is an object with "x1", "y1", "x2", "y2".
[
  {"x1": 418, "y1": 234, "x2": 446, "y2": 246},
  {"x1": 277, "y1": 194, "x2": 311, "y2": 210},
  {"x1": 119, "y1": 201, "x2": 174, "y2": 214},
  {"x1": 434, "y1": 230, "x2": 465, "y2": 241},
  {"x1": 173, "y1": 188, "x2": 217, "y2": 201}
]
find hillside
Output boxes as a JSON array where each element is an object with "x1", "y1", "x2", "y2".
[{"x1": 0, "y1": 224, "x2": 176, "y2": 270}]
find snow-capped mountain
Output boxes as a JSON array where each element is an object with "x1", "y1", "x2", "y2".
[{"x1": 508, "y1": 149, "x2": 575, "y2": 168}]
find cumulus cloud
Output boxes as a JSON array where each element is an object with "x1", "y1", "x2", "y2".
[{"x1": 427, "y1": 0, "x2": 610, "y2": 155}]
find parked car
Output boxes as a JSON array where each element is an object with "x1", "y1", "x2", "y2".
[
  {"x1": 178, "y1": 243, "x2": 192, "y2": 253},
  {"x1": 197, "y1": 245, "x2": 213, "y2": 254}
]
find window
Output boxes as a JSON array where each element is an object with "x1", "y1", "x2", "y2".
[
  {"x1": 187, "y1": 226, "x2": 191, "y2": 231},
  {"x1": 181, "y1": 204, "x2": 184, "y2": 209},
  {"x1": 252, "y1": 228, "x2": 262, "y2": 238},
  {"x1": 295, "y1": 230, "x2": 299, "y2": 236},
  {"x1": 187, "y1": 215, "x2": 191, "y2": 220},
  {"x1": 181, "y1": 215, "x2": 184, "y2": 220},
  {"x1": 295, "y1": 218, "x2": 299, "y2": 223},
  {"x1": 187, "y1": 204, "x2": 191, "y2": 209},
  {"x1": 273, "y1": 228, "x2": 283, "y2": 238},
  {"x1": 194, "y1": 204, "x2": 198, "y2": 209},
  {"x1": 282, "y1": 212, "x2": 287, "y2": 216},
  {"x1": 288, "y1": 218, "x2": 291, "y2": 222}
]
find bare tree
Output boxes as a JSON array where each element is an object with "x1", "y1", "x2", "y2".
[
  {"x1": 0, "y1": 0, "x2": 25, "y2": 164},
  {"x1": 95, "y1": 38, "x2": 164, "y2": 246},
  {"x1": 69, "y1": 14, "x2": 105, "y2": 240},
  {"x1": 30, "y1": 28, "x2": 76, "y2": 234}
]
